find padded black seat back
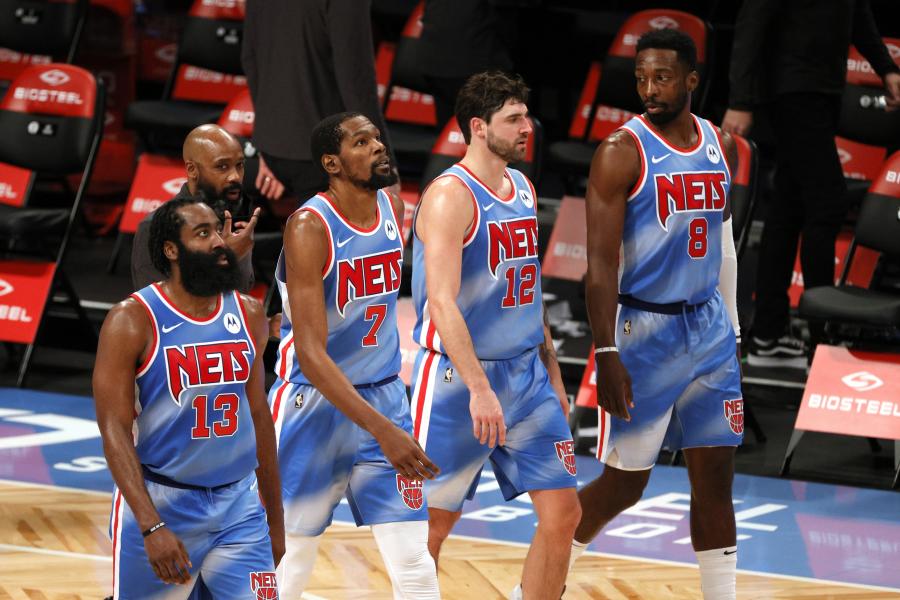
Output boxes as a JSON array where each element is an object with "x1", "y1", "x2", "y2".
[
  {"x1": 0, "y1": 63, "x2": 102, "y2": 177},
  {"x1": 390, "y1": 0, "x2": 427, "y2": 93},
  {"x1": 0, "y1": 0, "x2": 87, "y2": 60},
  {"x1": 178, "y1": 0, "x2": 245, "y2": 76},
  {"x1": 728, "y1": 133, "x2": 758, "y2": 256},
  {"x1": 588, "y1": 9, "x2": 710, "y2": 142},
  {"x1": 839, "y1": 38, "x2": 900, "y2": 149},
  {"x1": 855, "y1": 151, "x2": 900, "y2": 257}
]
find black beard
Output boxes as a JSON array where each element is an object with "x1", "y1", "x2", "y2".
[
  {"x1": 353, "y1": 161, "x2": 399, "y2": 191},
  {"x1": 196, "y1": 180, "x2": 242, "y2": 220},
  {"x1": 644, "y1": 91, "x2": 689, "y2": 126},
  {"x1": 175, "y1": 242, "x2": 241, "y2": 296}
]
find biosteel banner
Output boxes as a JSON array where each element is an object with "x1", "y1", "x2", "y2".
[{"x1": 796, "y1": 345, "x2": 900, "y2": 440}]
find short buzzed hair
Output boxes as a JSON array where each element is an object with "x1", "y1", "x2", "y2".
[
  {"x1": 310, "y1": 112, "x2": 364, "y2": 177},
  {"x1": 636, "y1": 29, "x2": 698, "y2": 72}
]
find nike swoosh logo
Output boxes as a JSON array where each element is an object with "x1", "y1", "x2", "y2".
[
  {"x1": 336, "y1": 236, "x2": 355, "y2": 248},
  {"x1": 161, "y1": 322, "x2": 183, "y2": 333},
  {"x1": 723, "y1": 550, "x2": 737, "y2": 555},
  {"x1": 651, "y1": 153, "x2": 671, "y2": 164},
  {"x1": 482, "y1": 202, "x2": 496, "y2": 211}
]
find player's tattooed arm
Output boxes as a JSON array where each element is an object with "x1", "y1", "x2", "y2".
[
  {"x1": 93, "y1": 299, "x2": 192, "y2": 584},
  {"x1": 419, "y1": 176, "x2": 507, "y2": 448},
  {"x1": 284, "y1": 211, "x2": 439, "y2": 480},
  {"x1": 240, "y1": 293, "x2": 285, "y2": 567},
  {"x1": 539, "y1": 302, "x2": 570, "y2": 419},
  {"x1": 585, "y1": 131, "x2": 640, "y2": 421}
]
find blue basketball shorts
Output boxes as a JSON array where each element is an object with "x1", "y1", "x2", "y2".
[
  {"x1": 109, "y1": 472, "x2": 276, "y2": 599},
  {"x1": 268, "y1": 376, "x2": 428, "y2": 536},
  {"x1": 409, "y1": 346, "x2": 578, "y2": 512},
  {"x1": 597, "y1": 291, "x2": 744, "y2": 471}
]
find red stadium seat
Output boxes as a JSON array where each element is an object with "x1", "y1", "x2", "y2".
[
  {"x1": 800, "y1": 151, "x2": 900, "y2": 337},
  {"x1": 547, "y1": 9, "x2": 712, "y2": 188},
  {"x1": 0, "y1": 63, "x2": 104, "y2": 386},
  {"x1": 125, "y1": 0, "x2": 247, "y2": 151},
  {"x1": 0, "y1": 0, "x2": 88, "y2": 84},
  {"x1": 729, "y1": 133, "x2": 758, "y2": 259}
]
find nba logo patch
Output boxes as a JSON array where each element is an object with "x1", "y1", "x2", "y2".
[
  {"x1": 723, "y1": 399, "x2": 744, "y2": 435},
  {"x1": 249, "y1": 571, "x2": 278, "y2": 599},
  {"x1": 443, "y1": 367, "x2": 453, "y2": 383},
  {"x1": 624, "y1": 320, "x2": 631, "y2": 335},
  {"x1": 396, "y1": 474, "x2": 424, "y2": 510},
  {"x1": 294, "y1": 393, "x2": 303, "y2": 409},
  {"x1": 554, "y1": 440, "x2": 577, "y2": 476}
]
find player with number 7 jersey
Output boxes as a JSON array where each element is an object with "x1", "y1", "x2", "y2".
[{"x1": 267, "y1": 113, "x2": 440, "y2": 599}]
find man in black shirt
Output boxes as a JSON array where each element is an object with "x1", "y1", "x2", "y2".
[
  {"x1": 132, "y1": 125, "x2": 258, "y2": 292},
  {"x1": 241, "y1": 0, "x2": 395, "y2": 203},
  {"x1": 722, "y1": 0, "x2": 900, "y2": 367}
]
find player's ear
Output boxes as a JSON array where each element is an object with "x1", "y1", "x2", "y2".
[
  {"x1": 164, "y1": 240, "x2": 179, "y2": 262},
  {"x1": 185, "y1": 159, "x2": 198, "y2": 182},
  {"x1": 322, "y1": 153, "x2": 340, "y2": 176},
  {"x1": 686, "y1": 70, "x2": 699, "y2": 93},
  {"x1": 470, "y1": 117, "x2": 487, "y2": 141}
]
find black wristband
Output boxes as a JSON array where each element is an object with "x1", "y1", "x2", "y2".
[{"x1": 142, "y1": 521, "x2": 166, "y2": 538}]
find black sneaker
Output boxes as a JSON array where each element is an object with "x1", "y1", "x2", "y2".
[{"x1": 747, "y1": 334, "x2": 808, "y2": 369}]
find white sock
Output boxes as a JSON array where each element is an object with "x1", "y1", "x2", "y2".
[
  {"x1": 371, "y1": 521, "x2": 440, "y2": 599},
  {"x1": 569, "y1": 539, "x2": 588, "y2": 571},
  {"x1": 695, "y1": 546, "x2": 737, "y2": 600},
  {"x1": 276, "y1": 533, "x2": 321, "y2": 599},
  {"x1": 509, "y1": 583, "x2": 523, "y2": 600}
]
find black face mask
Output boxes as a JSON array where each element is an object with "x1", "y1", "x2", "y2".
[{"x1": 174, "y1": 240, "x2": 241, "y2": 297}]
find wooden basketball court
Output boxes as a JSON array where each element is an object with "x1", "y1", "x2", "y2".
[{"x1": 1, "y1": 480, "x2": 896, "y2": 599}]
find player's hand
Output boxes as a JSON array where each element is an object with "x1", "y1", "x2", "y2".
[
  {"x1": 222, "y1": 208, "x2": 259, "y2": 259},
  {"x1": 269, "y1": 522, "x2": 285, "y2": 568},
  {"x1": 469, "y1": 387, "x2": 506, "y2": 448},
  {"x1": 255, "y1": 154, "x2": 286, "y2": 201},
  {"x1": 144, "y1": 527, "x2": 192, "y2": 585},
  {"x1": 884, "y1": 72, "x2": 900, "y2": 112},
  {"x1": 721, "y1": 109, "x2": 753, "y2": 136},
  {"x1": 375, "y1": 424, "x2": 440, "y2": 481},
  {"x1": 595, "y1": 351, "x2": 633, "y2": 421}
]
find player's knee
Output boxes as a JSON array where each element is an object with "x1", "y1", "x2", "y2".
[
  {"x1": 372, "y1": 521, "x2": 440, "y2": 599},
  {"x1": 536, "y1": 490, "x2": 582, "y2": 537},
  {"x1": 427, "y1": 508, "x2": 459, "y2": 542}
]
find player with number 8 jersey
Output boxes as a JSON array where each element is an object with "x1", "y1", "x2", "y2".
[{"x1": 267, "y1": 113, "x2": 440, "y2": 599}]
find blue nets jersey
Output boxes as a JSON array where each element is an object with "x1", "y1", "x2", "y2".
[
  {"x1": 412, "y1": 165, "x2": 544, "y2": 360},
  {"x1": 274, "y1": 190, "x2": 403, "y2": 386},
  {"x1": 130, "y1": 284, "x2": 258, "y2": 487},
  {"x1": 618, "y1": 114, "x2": 732, "y2": 304}
]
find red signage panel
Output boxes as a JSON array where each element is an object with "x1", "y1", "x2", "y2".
[
  {"x1": 0, "y1": 260, "x2": 57, "y2": 344},
  {"x1": 385, "y1": 86, "x2": 437, "y2": 127},
  {"x1": 0, "y1": 163, "x2": 35, "y2": 207},
  {"x1": 846, "y1": 38, "x2": 900, "y2": 87},
  {"x1": 119, "y1": 154, "x2": 186, "y2": 234},
  {"x1": 588, "y1": 104, "x2": 635, "y2": 142},
  {"x1": 575, "y1": 346, "x2": 598, "y2": 408},
  {"x1": 796, "y1": 345, "x2": 900, "y2": 440},
  {"x1": 171, "y1": 65, "x2": 246, "y2": 104},
  {"x1": 542, "y1": 196, "x2": 587, "y2": 281},
  {"x1": 835, "y1": 136, "x2": 887, "y2": 182},
  {"x1": 569, "y1": 62, "x2": 601, "y2": 140},
  {"x1": 0, "y1": 48, "x2": 51, "y2": 83}
]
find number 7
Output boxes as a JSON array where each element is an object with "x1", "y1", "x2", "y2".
[{"x1": 362, "y1": 304, "x2": 387, "y2": 347}]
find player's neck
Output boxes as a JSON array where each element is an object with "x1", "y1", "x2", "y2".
[
  {"x1": 326, "y1": 180, "x2": 379, "y2": 229},
  {"x1": 647, "y1": 110, "x2": 697, "y2": 149},
  {"x1": 160, "y1": 279, "x2": 219, "y2": 319},
  {"x1": 460, "y1": 144, "x2": 509, "y2": 195}
]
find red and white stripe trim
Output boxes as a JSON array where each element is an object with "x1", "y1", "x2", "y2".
[
  {"x1": 411, "y1": 350, "x2": 441, "y2": 447},
  {"x1": 596, "y1": 408, "x2": 611, "y2": 462}
]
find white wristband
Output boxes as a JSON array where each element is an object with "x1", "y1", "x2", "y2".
[{"x1": 594, "y1": 346, "x2": 618, "y2": 354}]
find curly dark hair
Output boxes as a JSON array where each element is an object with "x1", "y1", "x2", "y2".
[
  {"x1": 455, "y1": 71, "x2": 530, "y2": 144},
  {"x1": 148, "y1": 197, "x2": 203, "y2": 277},
  {"x1": 636, "y1": 28, "x2": 697, "y2": 72},
  {"x1": 310, "y1": 111, "x2": 364, "y2": 178}
]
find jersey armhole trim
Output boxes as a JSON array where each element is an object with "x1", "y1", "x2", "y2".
[
  {"x1": 384, "y1": 189, "x2": 405, "y2": 242},
  {"x1": 619, "y1": 127, "x2": 646, "y2": 201},
  {"x1": 234, "y1": 292, "x2": 258, "y2": 356},
  {"x1": 710, "y1": 120, "x2": 733, "y2": 181},
  {"x1": 298, "y1": 206, "x2": 335, "y2": 278},
  {"x1": 130, "y1": 293, "x2": 158, "y2": 379}
]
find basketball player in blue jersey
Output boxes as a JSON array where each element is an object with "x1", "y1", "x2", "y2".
[
  {"x1": 268, "y1": 112, "x2": 440, "y2": 599},
  {"x1": 567, "y1": 30, "x2": 743, "y2": 600},
  {"x1": 411, "y1": 71, "x2": 580, "y2": 599},
  {"x1": 93, "y1": 197, "x2": 284, "y2": 599}
]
